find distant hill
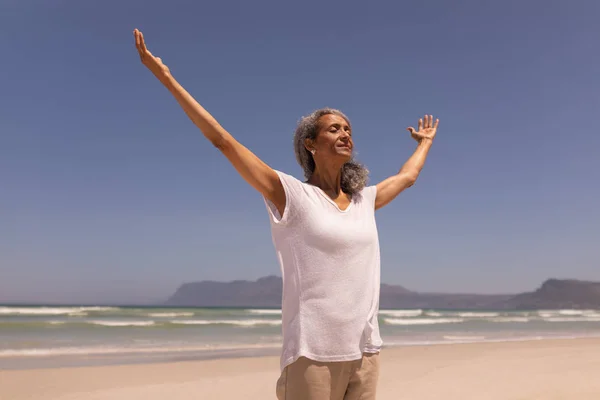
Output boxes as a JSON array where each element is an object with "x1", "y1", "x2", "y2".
[
  {"x1": 166, "y1": 276, "x2": 283, "y2": 307},
  {"x1": 165, "y1": 276, "x2": 600, "y2": 310},
  {"x1": 499, "y1": 279, "x2": 600, "y2": 309}
]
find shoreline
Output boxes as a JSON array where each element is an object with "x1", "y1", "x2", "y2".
[
  {"x1": 3, "y1": 337, "x2": 600, "y2": 399},
  {"x1": 3, "y1": 333, "x2": 600, "y2": 371}
]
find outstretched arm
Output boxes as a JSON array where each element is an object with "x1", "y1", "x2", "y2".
[
  {"x1": 133, "y1": 29, "x2": 286, "y2": 215},
  {"x1": 374, "y1": 115, "x2": 439, "y2": 210}
]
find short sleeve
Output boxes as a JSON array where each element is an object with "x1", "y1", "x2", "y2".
[
  {"x1": 361, "y1": 185, "x2": 378, "y2": 210},
  {"x1": 263, "y1": 170, "x2": 306, "y2": 225}
]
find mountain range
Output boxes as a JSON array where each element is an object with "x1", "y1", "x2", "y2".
[{"x1": 165, "y1": 276, "x2": 600, "y2": 309}]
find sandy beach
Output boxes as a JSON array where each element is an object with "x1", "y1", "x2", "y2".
[{"x1": 2, "y1": 337, "x2": 600, "y2": 400}]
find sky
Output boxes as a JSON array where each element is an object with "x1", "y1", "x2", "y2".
[{"x1": 1, "y1": 0, "x2": 599, "y2": 304}]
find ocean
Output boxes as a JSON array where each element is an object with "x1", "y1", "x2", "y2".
[{"x1": 2, "y1": 305, "x2": 600, "y2": 370}]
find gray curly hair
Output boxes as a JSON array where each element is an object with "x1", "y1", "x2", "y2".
[{"x1": 293, "y1": 108, "x2": 369, "y2": 195}]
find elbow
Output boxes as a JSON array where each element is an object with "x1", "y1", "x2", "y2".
[
  {"x1": 402, "y1": 172, "x2": 419, "y2": 188},
  {"x1": 211, "y1": 136, "x2": 231, "y2": 152}
]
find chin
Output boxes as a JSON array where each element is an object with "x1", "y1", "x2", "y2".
[{"x1": 337, "y1": 152, "x2": 353, "y2": 163}]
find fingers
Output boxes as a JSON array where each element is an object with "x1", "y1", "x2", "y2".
[
  {"x1": 139, "y1": 30, "x2": 148, "y2": 53},
  {"x1": 420, "y1": 116, "x2": 433, "y2": 129},
  {"x1": 407, "y1": 127, "x2": 416, "y2": 134},
  {"x1": 134, "y1": 29, "x2": 144, "y2": 61},
  {"x1": 133, "y1": 29, "x2": 150, "y2": 62},
  {"x1": 418, "y1": 115, "x2": 438, "y2": 130},
  {"x1": 134, "y1": 29, "x2": 140, "y2": 51}
]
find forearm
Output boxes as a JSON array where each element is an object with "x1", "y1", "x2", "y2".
[
  {"x1": 397, "y1": 139, "x2": 433, "y2": 181},
  {"x1": 162, "y1": 74, "x2": 233, "y2": 149},
  {"x1": 374, "y1": 115, "x2": 438, "y2": 209}
]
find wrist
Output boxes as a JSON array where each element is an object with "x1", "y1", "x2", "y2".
[
  {"x1": 159, "y1": 72, "x2": 175, "y2": 88},
  {"x1": 418, "y1": 137, "x2": 434, "y2": 146}
]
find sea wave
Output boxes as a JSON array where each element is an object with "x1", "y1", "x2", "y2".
[
  {"x1": 0, "y1": 318, "x2": 283, "y2": 328},
  {"x1": 0, "y1": 343, "x2": 282, "y2": 358},
  {"x1": 247, "y1": 309, "x2": 282, "y2": 315},
  {"x1": 425, "y1": 311, "x2": 528, "y2": 318},
  {"x1": 489, "y1": 317, "x2": 530, "y2": 323},
  {"x1": 454, "y1": 312, "x2": 500, "y2": 318},
  {"x1": 379, "y1": 309, "x2": 423, "y2": 317},
  {"x1": 147, "y1": 312, "x2": 195, "y2": 318},
  {"x1": 424, "y1": 311, "x2": 443, "y2": 317},
  {"x1": 89, "y1": 320, "x2": 156, "y2": 327},
  {"x1": 443, "y1": 335, "x2": 486, "y2": 341},
  {"x1": 170, "y1": 319, "x2": 282, "y2": 327},
  {"x1": 538, "y1": 309, "x2": 599, "y2": 318},
  {"x1": 383, "y1": 334, "x2": 600, "y2": 348},
  {"x1": 542, "y1": 317, "x2": 600, "y2": 323},
  {"x1": 384, "y1": 318, "x2": 464, "y2": 325},
  {"x1": 423, "y1": 312, "x2": 501, "y2": 318},
  {"x1": 0, "y1": 306, "x2": 118, "y2": 316}
]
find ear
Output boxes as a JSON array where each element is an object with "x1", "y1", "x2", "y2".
[{"x1": 304, "y1": 138, "x2": 315, "y2": 153}]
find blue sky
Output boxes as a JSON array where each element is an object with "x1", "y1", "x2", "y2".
[{"x1": 1, "y1": 1, "x2": 599, "y2": 304}]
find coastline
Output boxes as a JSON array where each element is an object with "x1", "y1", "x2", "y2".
[{"x1": 3, "y1": 337, "x2": 600, "y2": 400}]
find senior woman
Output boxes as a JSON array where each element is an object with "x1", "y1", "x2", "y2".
[{"x1": 134, "y1": 29, "x2": 438, "y2": 400}]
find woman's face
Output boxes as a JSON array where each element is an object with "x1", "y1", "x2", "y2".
[{"x1": 307, "y1": 114, "x2": 353, "y2": 162}]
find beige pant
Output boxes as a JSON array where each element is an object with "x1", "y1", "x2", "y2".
[{"x1": 276, "y1": 353, "x2": 380, "y2": 400}]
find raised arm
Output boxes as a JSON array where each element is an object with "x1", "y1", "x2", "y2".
[
  {"x1": 374, "y1": 115, "x2": 439, "y2": 210},
  {"x1": 133, "y1": 29, "x2": 286, "y2": 215}
]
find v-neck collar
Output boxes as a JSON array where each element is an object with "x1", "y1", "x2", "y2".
[{"x1": 307, "y1": 183, "x2": 354, "y2": 213}]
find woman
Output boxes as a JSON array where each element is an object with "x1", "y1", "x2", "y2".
[{"x1": 134, "y1": 29, "x2": 438, "y2": 400}]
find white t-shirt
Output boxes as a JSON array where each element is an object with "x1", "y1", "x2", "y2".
[{"x1": 264, "y1": 170, "x2": 382, "y2": 371}]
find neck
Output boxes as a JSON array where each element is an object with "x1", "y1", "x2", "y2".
[{"x1": 308, "y1": 160, "x2": 346, "y2": 196}]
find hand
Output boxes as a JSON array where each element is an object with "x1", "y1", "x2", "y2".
[
  {"x1": 133, "y1": 29, "x2": 171, "y2": 81},
  {"x1": 407, "y1": 115, "x2": 439, "y2": 143}
]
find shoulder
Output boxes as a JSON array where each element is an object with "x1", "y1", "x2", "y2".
[
  {"x1": 273, "y1": 170, "x2": 306, "y2": 191},
  {"x1": 273, "y1": 170, "x2": 302, "y2": 183},
  {"x1": 356, "y1": 185, "x2": 377, "y2": 207},
  {"x1": 272, "y1": 170, "x2": 312, "y2": 204},
  {"x1": 359, "y1": 184, "x2": 377, "y2": 199}
]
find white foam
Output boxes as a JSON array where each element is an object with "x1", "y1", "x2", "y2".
[
  {"x1": 68, "y1": 312, "x2": 88, "y2": 317},
  {"x1": 0, "y1": 306, "x2": 117, "y2": 316},
  {"x1": 423, "y1": 312, "x2": 501, "y2": 318},
  {"x1": 489, "y1": 317, "x2": 530, "y2": 323},
  {"x1": 425, "y1": 311, "x2": 443, "y2": 317},
  {"x1": 247, "y1": 309, "x2": 282, "y2": 315},
  {"x1": 543, "y1": 317, "x2": 600, "y2": 323},
  {"x1": 443, "y1": 335, "x2": 486, "y2": 341},
  {"x1": 379, "y1": 309, "x2": 423, "y2": 317},
  {"x1": 89, "y1": 320, "x2": 156, "y2": 327},
  {"x1": 558, "y1": 310, "x2": 586, "y2": 316},
  {"x1": 0, "y1": 343, "x2": 282, "y2": 358},
  {"x1": 170, "y1": 319, "x2": 282, "y2": 327},
  {"x1": 582, "y1": 310, "x2": 600, "y2": 316},
  {"x1": 538, "y1": 312, "x2": 556, "y2": 318},
  {"x1": 384, "y1": 318, "x2": 464, "y2": 325},
  {"x1": 147, "y1": 312, "x2": 194, "y2": 318},
  {"x1": 383, "y1": 334, "x2": 600, "y2": 348},
  {"x1": 537, "y1": 309, "x2": 599, "y2": 318},
  {"x1": 455, "y1": 312, "x2": 500, "y2": 318}
]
